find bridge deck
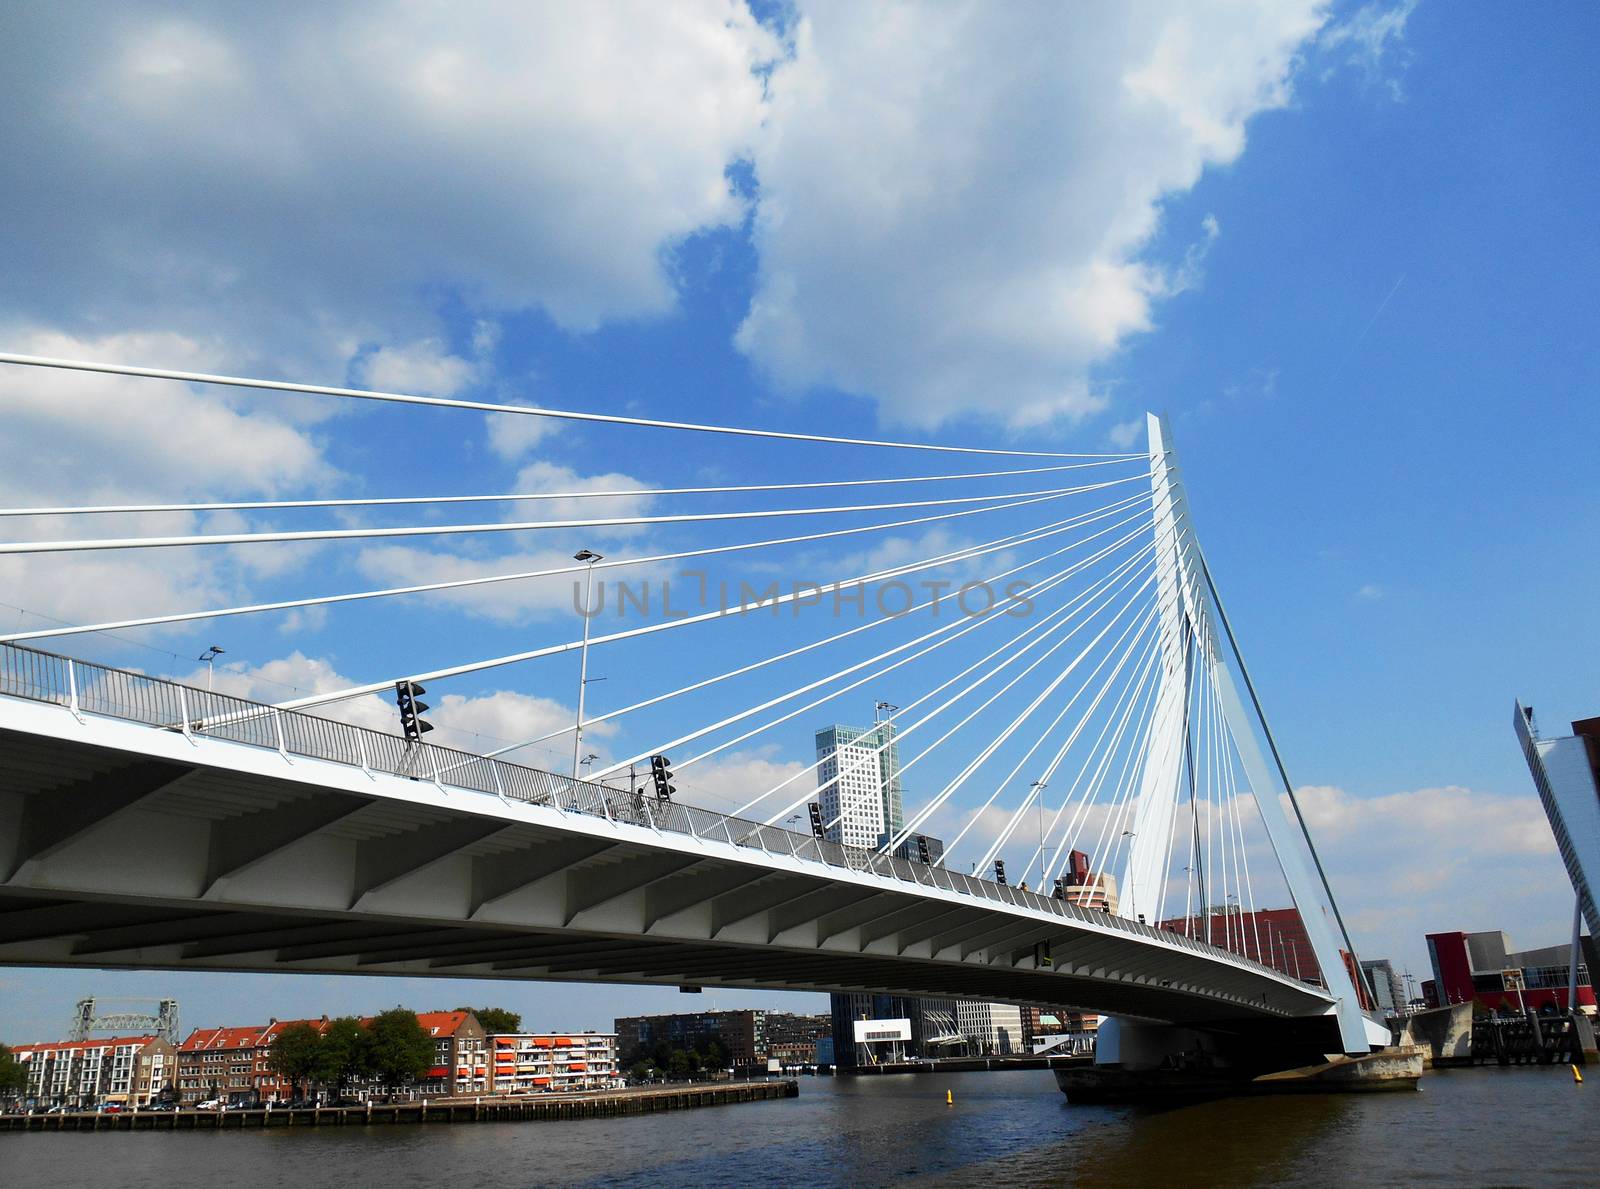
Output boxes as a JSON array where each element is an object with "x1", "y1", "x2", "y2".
[{"x1": 0, "y1": 644, "x2": 1335, "y2": 1026}]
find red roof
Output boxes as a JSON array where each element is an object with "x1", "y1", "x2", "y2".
[
  {"x1": 179, "y1": 1025, "x2": 271, "y2": 1052},
  {"x1": 413, "y1": 1011, "x2": 471, "y2": 1038},
  {"x1": 12, "y1": 1036, "x2": 158, "y2": 1056}
]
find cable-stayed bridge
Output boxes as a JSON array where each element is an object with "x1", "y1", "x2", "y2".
[{"x1": 0, "y1": 353, "x2": 1387, "y2": 1065}]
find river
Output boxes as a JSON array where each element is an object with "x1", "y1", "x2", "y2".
[{"x1": 3, "y1": 1066, "x2": 1594, "y2": 1186}]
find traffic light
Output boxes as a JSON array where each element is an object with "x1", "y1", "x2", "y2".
[
  {"x1": 916, "y1": 835, "x2": 931, "y2": 865},
  {"x1": 1051, "y1": 876, "x2": 1066, "y2": 900},
  {"x1": 807, "y1": 802, "x2": 825, "y2": 838},
  {"x1": 993, "y1": 859, "x2": 1007, "y2": 886},
  {"x1": 1035, "y1": 940, "x2": 1053, "y2": 969},
  {"x1": 649, "y1": 754, "x2": 675, "y2": 802},
  {"x1": 394, "y1": 680, "x2": 433, "y2": 743}
]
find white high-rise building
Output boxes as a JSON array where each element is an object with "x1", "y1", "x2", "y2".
[{"x1": 815, "y1": 721, "x2": 905, "y2": 851}]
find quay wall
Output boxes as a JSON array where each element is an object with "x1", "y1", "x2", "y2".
[{"x1": 0, "y1": 1080, "x2": 797, "y2": 1133}]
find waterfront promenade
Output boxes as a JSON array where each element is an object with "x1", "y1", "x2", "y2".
[{"x1": 1, "y1": 1080, "x2": 796, "y2": 1132}]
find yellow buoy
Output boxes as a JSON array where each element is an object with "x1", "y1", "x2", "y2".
[
  {"x1": 946, "y1": 1089, "x2": 954, "y2": 1106},
  {"x1": 1573, "y1": 1064, "x2": 1584, "y2": 1084}
]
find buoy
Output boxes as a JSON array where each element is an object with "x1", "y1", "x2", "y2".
[
  {"x1": 946, "y1": 1089, "x2": 953, "y2": 1106},
  {"x1": 1573, "y1": 1064, "x2": 1584, "y2": 1084}
]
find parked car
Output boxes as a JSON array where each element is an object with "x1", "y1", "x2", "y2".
[
  {"x1": 194, "y1": 1098, "x2": 224, "y2": 1111},
  {"x1": 145, "y1": 1101, "x2": 178, "y2": 1112}
]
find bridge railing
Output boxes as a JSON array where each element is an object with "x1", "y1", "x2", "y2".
[{"x1": 0, "y1": 641, "x2": 1284, "y2": 978}]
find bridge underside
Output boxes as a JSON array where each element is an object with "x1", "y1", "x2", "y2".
[{"x1": 0, "y1": 699, "x2": 1336, "y2": 1030}]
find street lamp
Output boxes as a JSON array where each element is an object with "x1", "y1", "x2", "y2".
[
  {"x1": 571, "y1": 549, "x2": 603, "y2": 778},
  {"x1": 198, "y1": 645, "x2": 225, "y2": 691},
  {"x1": 1030, "y1": 779, "x2": 1047, "y2": 886}
]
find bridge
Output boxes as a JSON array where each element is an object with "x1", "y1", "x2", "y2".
[{"x1": 0, "y1": 353, "x2": 1386, "y2": 1064}]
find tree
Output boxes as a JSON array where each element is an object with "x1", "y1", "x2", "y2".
[
  {"x1": 319, "y1": 1016, "x2": 373, "y2": 1095},
  {"x1": 267, "y1": 1023, "x2": 323, "y2": 1099},
  {"x1": 456, "y1": 1006, "x2": 520, "y2": 1035},
  {"x1": 0, "y1": 1043, "x2": 27, "y2": 1098},
  {"x1": 667, "y1": 1050, "x2": 691, "y2": 1080},
  {"x1": 367, "y1": 1009, "x2": 435, "y2": 1093}
]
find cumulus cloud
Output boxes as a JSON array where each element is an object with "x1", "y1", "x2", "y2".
[
  {"x1": 673, "y1": 746, "x2": 811, "y2": 817},
  {"x1": 190, "y1": 650, "x2": 605, "y2": 767},
  {"x1": 738, "y1": 2, "x2": 1328, "y2": 428},
  {"x1": 1296, "y1": 783, "x2": 1570, "y2": 973},
  {"x1": 0, "y1": 3, "x2": 779, "y2": 360}
]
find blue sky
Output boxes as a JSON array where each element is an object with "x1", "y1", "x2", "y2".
[{"x1": 2, "y1": 1, "x2": 1597, "y2": 1039}]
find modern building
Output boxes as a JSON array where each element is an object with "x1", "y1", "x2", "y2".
[
  {"x1": 614, "y1": 1010, "x2": 766, "y2": 1067},
  {"x1": 1514, "y1": 705, "x2": 1600, "y2": 941},
  {"x1": 1361, "y1": 959, "x2": 1407, "y2": 1017},
  {"x1": 955, "y1": 1001, "x2": 1024, "y2": 1055},
  {"x1": 1057, "y1": 849, "x2": 1119, "y2": 913},
  {"x1": 829, "y1": 993, "x2": 943, "y2": 1068},
  {"x1": 1020, "y1": 1005, "x2": 1099, "y2": 1051},
  {"x1": 6, "y1": 1035, "x2": 176, "y2": 1109},
  {"x1": 487, "y1": 1032, "x2": 618, "y2": 1093},
  {"x1": 1425, "y1": 929, "x2": 1595, "y2": 1015},
  {"x1": 815, "y1": 720, "x2": 905, "y2": 850},
  {"x1": 886, "y1": 831, "x2": 945, "y2": 867}
]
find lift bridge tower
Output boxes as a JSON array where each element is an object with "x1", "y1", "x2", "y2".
[{"x1": 68, "y1": 997, "x2": 181, "y2": 1046}]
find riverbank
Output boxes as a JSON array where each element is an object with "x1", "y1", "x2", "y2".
[
  {"x1": 0, "y1": 1080, "x2": 798, "y2": 1132},
  {"x1": 841, "y1": 1053, "x2": 1090, "y2": 1076}
]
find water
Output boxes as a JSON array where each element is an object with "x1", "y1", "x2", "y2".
[{"x1": 3, "y1": 1067, "x2": 1595, "y2": 1187}]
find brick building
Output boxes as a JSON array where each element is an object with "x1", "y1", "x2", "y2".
[
  {"x1": 178, "y1": 1018, "x2": 332, "y2": 1105},
  {"x1": 411, "y1": 1010, "x2": 488, "y2": 1097},
  {"x1": 763, "y1": 1012, "x2": 831, "y2": 1065},
  {"x1": 7, "y1": 1036, "x2": 176, "y2": 1109}
]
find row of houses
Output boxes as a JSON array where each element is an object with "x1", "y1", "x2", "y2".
[{"x1": 5, "y1": 1012, "x2": 620, "y2": 1109}]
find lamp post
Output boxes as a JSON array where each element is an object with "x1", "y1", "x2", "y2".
[
  {"x1": 571, "y1": 549, "x2": 603, "y2": 779},
  {"x1": 198, "y1": 645, "x2": 225, "y2": 691},
  {"x1": 1030, "y1": 779, "x2": 1047, "y2": 887}
]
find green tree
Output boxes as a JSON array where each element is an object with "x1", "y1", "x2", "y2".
[
  {"x1": 266, "y1": 1023, "x2": 323, "y2": 1099},
  {"x1": 367, "y1": 1008, "x2": 435, "y2": 1093},
  {"x1": 455, "y1": 1006, "x2": 521, "y2": 1034},
  {"x1": 0, "y1": 1043, "x2": 27, "y2": 1098},
  {"x1": 667, "y1": 1050, "x2": 691, "y2": 1080},
  {"x1": 319, "y1": 1016, "x2": 373, "y2": 1095}
]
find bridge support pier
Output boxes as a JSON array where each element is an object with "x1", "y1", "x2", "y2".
[{"x1": 1065, "y1": 1014, "x2": 1418, "y2": 1102}]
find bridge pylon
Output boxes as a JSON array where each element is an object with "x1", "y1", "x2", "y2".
[{"x1": 1115, "y1": 413, "x2": 1376, "y2": 1058}]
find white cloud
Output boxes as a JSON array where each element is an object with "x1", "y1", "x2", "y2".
[
  {"x1": 356, "y1": 338, "x2": 479, "y2": 398},
  {"x1": 1297, "y1": 783, "x2": 1570, "y2": 974},
  {"x1": 0, "y1": 3, "x2": 779, "y2": 355},
  {"x1": 191, "y1": 651, "x2": 606, "y2": 768},
  {"x1": 1356, "y1": 582, "x2": 1383, "y2": 600},
  {"x1": 674, "y1": 746, "x2": 811, "y2": 817},
  {"x1": 509, "y1": 461, "x2": 656, "y2": 533},
  {"x1": 1106, "y1": 420, "x2": 1146, "y2": 450},
  {"x1": 0, "y1": 328, "x2": 329, "y2": 505},
  {"x1": 737, "y1": 2, "x2": 1328, "y2": 428},
  {"x1": 1318, "y1": 1, "x2": 1417, "y2": 99}
]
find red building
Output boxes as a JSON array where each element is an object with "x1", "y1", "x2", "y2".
[
  {"x1": 1425, "y1": 930, "x2": 1595, "y2": 1015},
  {"x1": 178, "y1": 1018, "x2": 330, "y2": 1104},
  {"x1": 1158, "y1": 906, "x2": 1374, "y2": 1008}
]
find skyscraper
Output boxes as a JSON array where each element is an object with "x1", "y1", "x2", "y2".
[
  {"x1": 1514, "y1": 704, "x2": 1600, "y2": 940},
  {"x1": 815, "y1": 721, "x2": 905, "y2": 850}
]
